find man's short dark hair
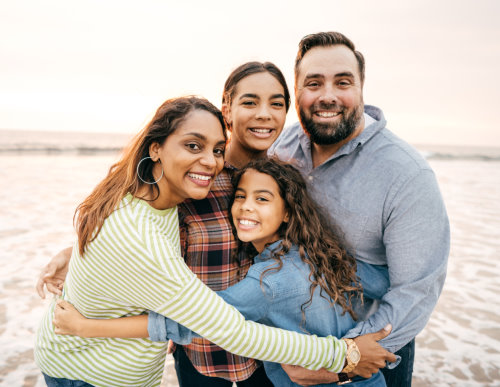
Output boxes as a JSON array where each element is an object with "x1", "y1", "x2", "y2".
[{"x1": 295, "y1": 32, "x2": 365, "y2": 85}]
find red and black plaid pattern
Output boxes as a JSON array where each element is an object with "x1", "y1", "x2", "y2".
[{"x1": 177, "y1": 165, "x2": 258, "y2": 381}]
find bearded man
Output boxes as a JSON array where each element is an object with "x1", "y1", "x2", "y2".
[{"x1": 271, "y1": 31, "x2": 450, "y2": 387}]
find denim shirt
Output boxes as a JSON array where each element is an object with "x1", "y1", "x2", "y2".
[
  {"x1": 269, "y1": 105, "x2": 450, "y2": 353},
  {"x1": 148, "y1": 241, "x2": 389, "y2": 386}
]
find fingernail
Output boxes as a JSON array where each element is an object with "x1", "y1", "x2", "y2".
[{"x1": 384, "y1": 324, "x2": 392, "y2": 331}]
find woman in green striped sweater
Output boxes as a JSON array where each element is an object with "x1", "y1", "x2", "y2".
[{"x1": 35, "y1": 96, "x2": 347, "y2": 387}]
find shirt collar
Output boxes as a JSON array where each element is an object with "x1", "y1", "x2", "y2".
[
  {"x1": 297, "y1": 105, "x2": 385, "y2": 165},
  {"x1": 255, "y1": 240, "x2": 299, "y2": 263}
]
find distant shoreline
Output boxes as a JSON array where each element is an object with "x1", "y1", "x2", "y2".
[{"x1": 2, "y1": 128, "x2": 500, "y2": 160}]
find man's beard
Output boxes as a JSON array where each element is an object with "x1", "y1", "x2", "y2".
[{"x1": 299, "y1": 103, "x2": 363, "y2": 145}]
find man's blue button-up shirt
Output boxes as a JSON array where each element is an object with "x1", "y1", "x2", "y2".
[{"x1": 269, "y1": 105, "x2": 450, "y2": 353}]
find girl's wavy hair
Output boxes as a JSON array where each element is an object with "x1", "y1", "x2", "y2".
[
  {"x1": 230, "y1": 157, "x2": 362, "y2": 322},
  {"x1": 74, "y1": 96, "x2": 226, "y2": 256}
]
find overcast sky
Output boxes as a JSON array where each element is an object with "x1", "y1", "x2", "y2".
[{"x1": 1, "y1": 0, "x2": 499, "y2": 147}]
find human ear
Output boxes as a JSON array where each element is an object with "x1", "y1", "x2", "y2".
[
  {"x1": 148, "y1": 142, "x2": 161, "y2": 162},
  {"x1": 283, "y1": 212, "x2": 290, "y2": 223},
  {"x1": 221, "y1": 104, "x2": 232, "y2": 130}
]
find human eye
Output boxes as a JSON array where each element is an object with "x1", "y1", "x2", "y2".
[
  {"x1": 256, "y1": 195, "x2": 269, "y2": 202},
  {"x1": 271, "y1": 101, "x2": 285, "y2": 108},
  {"x1": 234, "y1": 192, "x2": 245, "y2": 200},
  {"x1": 241, "y1": 100, "x2": 256, "y2": 106},
  {"x1": 305, "y1": 80, "x2": 320, "y2": 88},
  {"x1": 214, "y1": 147, "x2": 225, "y2": 157},
  {"x1": 338, "y1": 79, "x2": 353, "y2": 87},
  {"x1": 186, "y1": 142, "x2": 201, "y2": 152}
]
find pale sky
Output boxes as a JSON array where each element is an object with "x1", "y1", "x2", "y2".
[{"x1": 1, "y1": 0, "x2": 499, "y2": 147}]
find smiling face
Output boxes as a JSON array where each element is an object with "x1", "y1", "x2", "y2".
[
  {"x1": 231, "y1": 169, "x2": 289, "y2": 253},
  {"x1": 150, "y1": 109, "x2": 226, "y2": 208},
  {"x1": 224, "y1": 72, "x2": 287, "y2": 159},
  {"x1": 296, "y1": 45, "x2": 364, "y2": 146}
]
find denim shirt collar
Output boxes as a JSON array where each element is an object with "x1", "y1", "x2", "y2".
[
  {"x1": 297, "y1": 105, "x2": 387, "y2": 165},
  {"x1": 255, "y1": 240, "x2": 299, "y2": 263}
]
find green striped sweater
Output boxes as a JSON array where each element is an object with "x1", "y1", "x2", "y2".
[{"x1": 35, "y1": 194, "x2": 346, "y2": 386}]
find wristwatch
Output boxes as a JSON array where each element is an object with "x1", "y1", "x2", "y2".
[
  {"x1": 341, "y1": 338, "x2": 361, "y2": 373},
  {"x1": 337, "y1": 372, "x2": 352, "y2": 385}
]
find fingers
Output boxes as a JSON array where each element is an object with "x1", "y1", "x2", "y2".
[
  {"x1": 46, "y1": 281, "x2": 64, "y2": 295},
  {"x1": 166, "y1": 340, "x2": 176, "y2": 354},
  {"x1": 56, "y1": 299, "x2": 73, "y2": 310},
  {"x1": 52, "y1": 318, "x2": 66, "y2": 335},
  {"x1": 36, "y1": 267, "x2": 53, "y2": 299},
  {"x1": 356, "y1": 370, "x2": 372, "y2": 379},
  {"x1": 53, "y1": 300, "x2": 71, "y2": 335},
  {"x1": 281, "y1": 364, "x2": 297, "y2": 373},
  {"x1": 370, "y1": 324, "x2": 392, "y2": 341},
  {"x1": 35, "y1": 278, "x2": 46, "y2": 299},
  {"x1": 386, "y1": 351, "x2": 398, "y2": 363},
  {"x1": 36, "y1": 265, "x2": 63, "y2": 299}
]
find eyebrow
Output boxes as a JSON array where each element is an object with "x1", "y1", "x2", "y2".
[
  {"x1": 183, "y1": 132, "x2": 225, "y2": 145},
  {"x1": 182, "y1": 132, "x2": 206, "y2": 140},
  {"x1": 335, "y1": 71, "x2": 355, "y2": 79},
  {"x1": 234, "y1": 187, "x2": 274, "y2": 196},
  {"x1": 304, "y1": 71, "x2": 355, "y2": 80},
  {"x1": 303, "y1": 73, "x2": 324, "y2": 81},
  {"x1": 239, "y1": 93, "x2": 285, "y2": 100},
  {"x1": 239, "y1": 93, "x2": 258, "y2": 100},
  {"x1": 270, "y1": 93, "x2": 286, "y2": 100},
  {"x1": 254, "y1": 189, "x2": 275, "y2": 196}
]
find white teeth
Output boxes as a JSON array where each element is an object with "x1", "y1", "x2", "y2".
[
  {"x1": 251, "y1": 128, "x2": 272, "y2": 133},
  {"x1": 188, "y1": 173, "x2": 211, "y2": 181},
  {"x1": 239, "y1": 219, "x2": 257, "y2": 226},
  {"x1": 316, "y1": 112, "x2": 340, "y2": 117}
]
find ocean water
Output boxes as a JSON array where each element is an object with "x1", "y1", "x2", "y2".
[{"x1": 0, "y1": 129, "x2": 499, "y2": 386}]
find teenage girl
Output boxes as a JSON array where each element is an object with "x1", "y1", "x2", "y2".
[
  {"x1": 51, "y1": 158, "x2": 389, "y2": 386},
  {"x1": 171, "y1": 61, "x2": 290, "y2": 385}
]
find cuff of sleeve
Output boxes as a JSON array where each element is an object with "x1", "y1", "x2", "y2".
[
  {"x1": 325, "y1": 336, "x2": 347, "y2": 373},
  {"x1": 341, "y1": 331, "x2": 402, "y2": 370},
  {"x1": 163, "y1": 316, "x2": 195, "y2": 345},
  {"x1": 147, "y1": 311, "x2": 168, "y2": 342},
  {"x1": 342, "y1": 328, "x2": 361, "y2": 340},
  {"x1": 385, "y1": 355, "x2": 401, "y2": 369}
]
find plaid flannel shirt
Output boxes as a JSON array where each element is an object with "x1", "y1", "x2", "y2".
[{"x1": 177, "y1": 164, "x2": 258, "y2": 381}]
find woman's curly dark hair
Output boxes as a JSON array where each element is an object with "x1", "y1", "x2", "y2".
[{"x1": 230, "y1": 157, "x2": 362, "y2": 322}]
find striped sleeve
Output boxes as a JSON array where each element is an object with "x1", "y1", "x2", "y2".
[{"x1": 141, "y1": 221, "x2": 347, "y2": 372}]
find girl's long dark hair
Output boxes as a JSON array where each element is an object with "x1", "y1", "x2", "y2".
[{"x1": 231, "y1": 157, "x2": 362, "y2": 320}]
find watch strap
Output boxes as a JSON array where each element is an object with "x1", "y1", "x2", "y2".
[{"x1": 337, "y1": 372, "x2": 352, "y2": 385}]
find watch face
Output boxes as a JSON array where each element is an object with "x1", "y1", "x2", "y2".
[{"x1": 350, "y1": 349, "x2": 361, "y2": 363}]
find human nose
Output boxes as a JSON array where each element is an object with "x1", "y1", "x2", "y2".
[
  {"x1": 318, "y1": 83, "x2": 338, "y2": 105},
  {"x1": 255, "y1": 104, "x2": 272, "y2": 120},
  {"x1": 200, "y1": 149, "x2": 217, "y2": 169},
  {"x1": 239, "y1": 198, "x2": 253, "y2": 212}
]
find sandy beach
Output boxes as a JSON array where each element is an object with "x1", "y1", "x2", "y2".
[{"x1": 0, "y1": 148, "x2": 499, "y2": 386}]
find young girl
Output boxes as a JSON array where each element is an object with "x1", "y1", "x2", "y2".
[{"x1": 53, "y1": 158, "x2": 389, "y2": 386}]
